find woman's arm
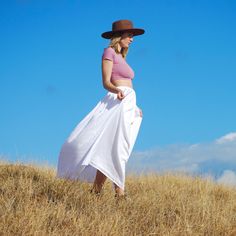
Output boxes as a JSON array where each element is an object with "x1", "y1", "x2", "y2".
[
  {"x1": 102, "y1": 59, "x2": 125, "y2": 100},
  {"x1": 102, "y1": 59, "x2": 120, "y2": 93}
]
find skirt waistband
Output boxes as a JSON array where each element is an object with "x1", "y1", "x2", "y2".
[{"x1": 116, "y1": 86, "x2": 134, "y2": 91}]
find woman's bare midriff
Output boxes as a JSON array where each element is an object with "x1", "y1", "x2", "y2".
[{"x1": 111, "y1": 79, "x2": 133, "y2": 88}]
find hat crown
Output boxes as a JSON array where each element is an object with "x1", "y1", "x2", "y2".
[{"x1": 112, "y1": 20, "x2": 134, "y2": 31}]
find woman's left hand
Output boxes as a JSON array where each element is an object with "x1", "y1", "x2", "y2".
[{"x1": 139, "y1": 108, "x2": 143, "y2": 117}]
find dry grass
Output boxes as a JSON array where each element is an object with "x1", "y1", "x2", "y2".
[{"x1": 1, "y1": 161, "x2": 236, "y2": 236}]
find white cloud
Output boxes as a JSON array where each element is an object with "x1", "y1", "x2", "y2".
[
  {"x1": 216, "y1": 132, "x2": 236, "y2": 144},
  {"x1": 217, "y1": 170, "x2": 236, "y2": 187},
  {"x1": 128, "y1": 132, "x2": 236, "y2": 180}
]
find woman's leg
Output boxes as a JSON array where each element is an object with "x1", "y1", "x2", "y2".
[
  {"x1": 113, "y1": 183, "x2": 125, "y2": 196},
  {"x1": 92, "y1": 169, "x2": 107, "y2": 193}
]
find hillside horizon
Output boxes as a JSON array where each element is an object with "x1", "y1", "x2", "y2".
[{"x1": 1, "y1": 162, "x2": 236, "y2": 235}]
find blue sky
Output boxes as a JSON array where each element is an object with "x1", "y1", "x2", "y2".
[{"x1": 1, "y1": 0, "x2": 236, "y2": 185}]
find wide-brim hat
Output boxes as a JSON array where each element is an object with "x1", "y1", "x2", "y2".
[{"x1": 101, "y1": 19, "x2": 145, "y2": 39}]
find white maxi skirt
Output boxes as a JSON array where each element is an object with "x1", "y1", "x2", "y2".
[{"x1": 56, "y1": 86, "x2": 142, "y2": 190}]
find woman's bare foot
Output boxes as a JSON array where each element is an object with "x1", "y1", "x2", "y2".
[
  {"x1": 113, "y1": 183, "x2": 125, "y2": 196},
  {"x1": 91, "y1": 170, "x2": 107, "y2": 195}
]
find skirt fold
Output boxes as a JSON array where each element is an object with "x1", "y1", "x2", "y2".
[{"x1": 57, "y1": 86, "x2": 142, "y2": 190}]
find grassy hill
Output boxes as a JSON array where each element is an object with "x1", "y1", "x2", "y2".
[{"x1": 1, "y1": 162, "x2": 236, "y2": 235}]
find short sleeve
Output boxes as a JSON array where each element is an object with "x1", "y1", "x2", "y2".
[{"x1": 102, "y1": 47, "x2": 115, "y2": 61}]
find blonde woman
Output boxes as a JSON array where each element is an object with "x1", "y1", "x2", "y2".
[{"x1": 57, "y1": 19, "x2": 144, "y2": 199}]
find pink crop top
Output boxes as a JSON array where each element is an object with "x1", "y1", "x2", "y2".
[{"x1": 102, "y1": 47, "x2": 135, "y2": 81}]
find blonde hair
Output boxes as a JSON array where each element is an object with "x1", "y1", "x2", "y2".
[{"x1": 109, "y1": 35, "x2": 129, "y2": 59}]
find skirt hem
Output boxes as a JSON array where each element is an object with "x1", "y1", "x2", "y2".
[{"x1": 89, "y1": 161, "x2": 124, "y2": 190}]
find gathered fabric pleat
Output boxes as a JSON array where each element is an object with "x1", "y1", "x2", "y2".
[{"x1": 56, "y1": 86, "x2": 142, "y2": 190}]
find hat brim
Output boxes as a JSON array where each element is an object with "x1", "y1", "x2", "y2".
[{"x1": 101, "y1": 28, "x2": 145, "y2": 39}]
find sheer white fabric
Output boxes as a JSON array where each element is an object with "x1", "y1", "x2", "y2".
[{"x1": 56, "y1": 86, "x2": 142, "y2": 190}]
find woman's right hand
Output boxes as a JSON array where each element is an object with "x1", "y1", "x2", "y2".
[{"x1": 117, "y1": 90, "x2": 125, "y2": 100}]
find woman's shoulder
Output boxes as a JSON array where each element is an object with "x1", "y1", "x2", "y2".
[
  {"x1": 102, "y1": 47, "x2": 117, "y2": 60},
  {"x1": 103, "y1": 46, "x2": 115, "y2": 53}
]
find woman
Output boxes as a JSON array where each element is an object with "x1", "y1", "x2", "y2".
[{"x1": 57, "y1": 19, "x2": 144, "y2": 199}]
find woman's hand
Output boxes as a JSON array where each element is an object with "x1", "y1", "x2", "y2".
[
  {"x1": 139, "y1": 108, "x2": 143, "y2": 117},
  {"x1": 117, "y1": 90, "x2": 125, "y2": 100}
]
